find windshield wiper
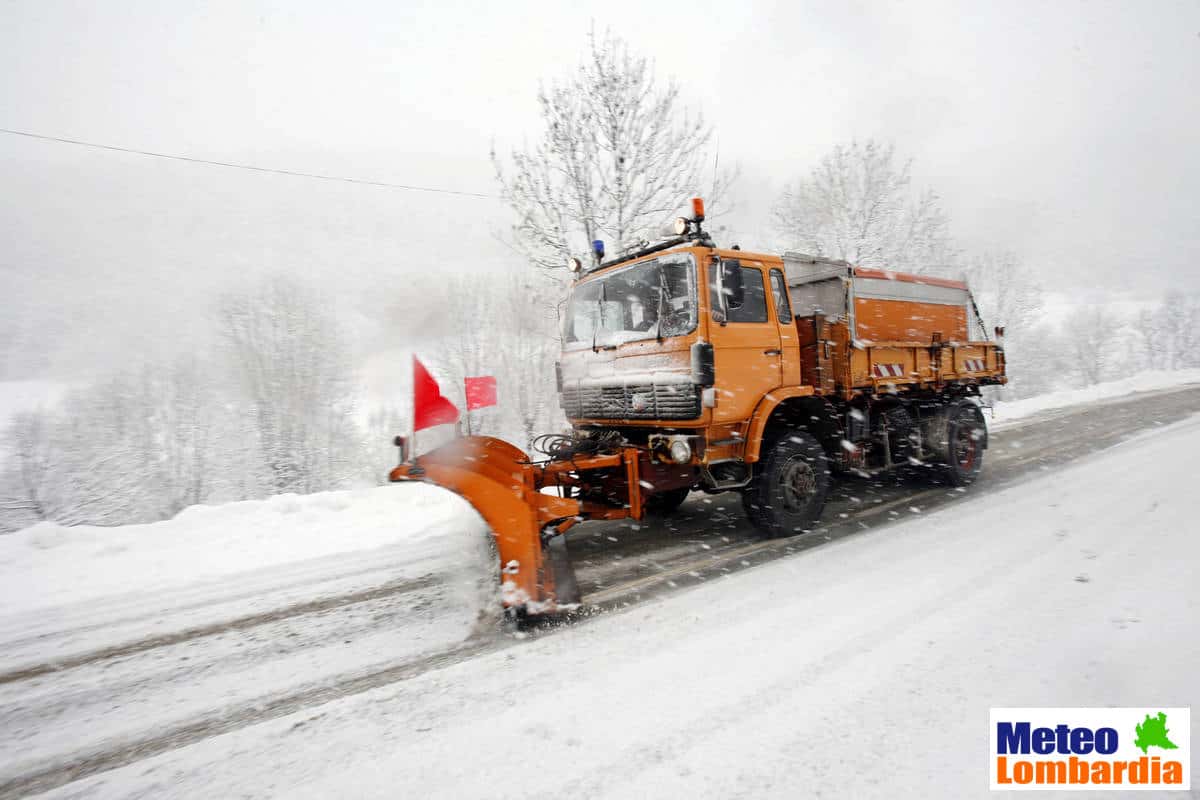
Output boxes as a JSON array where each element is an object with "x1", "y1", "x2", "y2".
[
  {"x1": 655, "y1": 263, "x2": 668, "y2": 343},
  {"x1": 592, "y1": 282, "x2": 606, "y2": 353}
]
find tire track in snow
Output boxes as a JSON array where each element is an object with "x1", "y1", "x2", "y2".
[
  {"x1": 0, "y1": 544, "x2": 446, "y2": 653},
  {"x1": 0, "y1": 572, "x2": 443, "y2": 686},
  {"x1": 0, "y1": 635, "x2": 503, "y2": 800}
]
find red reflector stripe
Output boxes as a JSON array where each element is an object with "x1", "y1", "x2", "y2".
[{"x1": 872, "y1": 363, "x2": 905, "y2": 378}]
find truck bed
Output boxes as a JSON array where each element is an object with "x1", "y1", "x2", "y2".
[
  {"x1": 784, "y1": 253, "x2": 1006, "y2": 397},
  {"x1": 796, "y1": 314, "x2": 1006, "y2": 398}
]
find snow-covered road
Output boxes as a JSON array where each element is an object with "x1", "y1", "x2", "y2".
[
  {"x1": 0, "y1": 486, "x2": 497, "y2": 798},
  {"x1": 3, "y1": 385, "x2": 1199, "y2": 798}
]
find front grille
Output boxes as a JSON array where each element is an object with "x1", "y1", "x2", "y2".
[{"x1": 561, "y1": 382, "x2": 700, "y2": 420}]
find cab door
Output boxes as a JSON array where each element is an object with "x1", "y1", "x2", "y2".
[
  {"x1": 769, "y1": 267, "x2": 802, "y2": 386},
  {"x1": 707, "y1": 260, "x2": 782, "y2": 424}
]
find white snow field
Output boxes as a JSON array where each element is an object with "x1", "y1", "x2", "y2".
[
  {"x1": 990, "y1": 368, "x2": 1200, "y2": 428},
  {"x1": 40, "y1": 413, "x2": 1200, "y2": 799}
]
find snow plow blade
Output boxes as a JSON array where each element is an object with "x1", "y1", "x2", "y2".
[{"x1": 389, "y1": 436, "x2": 591, "y2": 615}]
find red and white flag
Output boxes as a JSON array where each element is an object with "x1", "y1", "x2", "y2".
[{"x1": 413, "y1": 356, "x2": 460, "y2": 431}]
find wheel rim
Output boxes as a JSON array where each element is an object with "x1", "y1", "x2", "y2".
[
  {"x1": 955, "y1": 424, "x2": 978, "y2": 470},
  {"x1": 778, "y1": 457, "x2": 817, "y2": 512}
]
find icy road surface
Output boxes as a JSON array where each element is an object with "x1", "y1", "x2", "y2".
[{"x1": 2, "y1": 384, "x2": 1199, "y2": 798}]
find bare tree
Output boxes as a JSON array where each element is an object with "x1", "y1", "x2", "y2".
[
  {"x1": 217, "y1": 276, "x2": 360, "y2": 495},
  {"x1": 146, "y1": 355, "x2": 218, "y2": 515},
  {"x1": 493, "y1": 28, "x2": 734, "y2": 272},
  {"x1": 1066, "y1": 305, "x2": 1116, "y2": 386},
  {"x1": 363, "y1": 405, "x2": 406, "y2": 484},
  {"x1": 0, "y1": 367, "x2": 215, "y2": 530},
  {"x1": 0, "y1": 410, "x2": 54, "y2": 531},
  {"x1": 429, "y1": 268, "x2": 561, "y2": 449},
  {"x1": 494, "y1": 271, "x2": 562, "y2": 447},
  {"x1": 772, "y1": 140, "x2": 955, "y2": 273},
  {"x1": 22, "y1": 374, "x2": 165, "y2": 527},
  {"x1": 961, "y1": 251, "x2": 1043, "y2": 335},
  {"x1": 1139, "y1": 290, "x2": 1200, "y2": 370},
  {"x1": 960, "y1": 251, "x2": 1046, "y2": 397}
]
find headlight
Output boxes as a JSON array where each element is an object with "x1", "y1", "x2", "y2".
[
  {"x1": 672, "y1": 216, "x2": 689, "y2": 235},
  {"x1": 669, "y1": 439, "x2": 692, "y2": 464},
  {"x1": 568, "y1": 256, "x2": 582, "y2": 273}
]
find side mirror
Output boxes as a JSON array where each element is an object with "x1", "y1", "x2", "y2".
[{"x1": 720, "y1": 259, "x2": 745, "y2": 310}]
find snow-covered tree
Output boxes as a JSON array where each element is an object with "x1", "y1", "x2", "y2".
[
  {"x1": 961, "y1": 251, "x2": 1043, "y2": 336},
  {"x1": 363, "y1": 405, "x2": 407, "y2": 483},
  {"x1": 493, "y1": 271, "x2": 562, "y2": 447},
  {"x1": 960, "y1": 250, "x2": 1046, "y2": 397},
  {"x1": 0, "y1": 410, "x2": 55, "y2": 531},
  {"x1": 771, "y1": 140, "x2": 955, "y2": 274},
  {"x1": 1066, "y1": 305, "x2": 1117, "y2": 386},
  {"x1": 493, "y1": 28, "x2": 733, "y2": 273},
  {"x1": 21, "y1": 373, "x2": 166, "y2": 527},
  {"x1": 143, "y1": 355, "x2": 220, "y2": 515},
  {"x1": 1139, "y1": 290, "x2": 1200, "y2": 370},
  {"x1": 0, "y1": 366, "x2": 217, "y2": 530},
  {"x1": 427, "y1": 268, "x2": 561, "y2": 450},
  {"x1": 216, "y1": 276, "x2": 361, "y2": 495}
]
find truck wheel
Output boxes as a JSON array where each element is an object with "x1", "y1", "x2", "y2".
[
  {"x1": 742, "y1": 431, "x2": 830, "y2": 537},
  {"x1": 942, "y1": 407, "x2": 985, "y2": 486},
  {"x1": 645, "y1": 487, "x2": 691, "y2": 515}
]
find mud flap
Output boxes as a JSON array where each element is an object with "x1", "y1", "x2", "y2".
[{"x1": 545, "y1": 534, "x2": 581, "y2": 606}]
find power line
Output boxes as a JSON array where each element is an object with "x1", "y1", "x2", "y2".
[{"x1": 0, "y1": 127, "x2": 501, "y2": 200}]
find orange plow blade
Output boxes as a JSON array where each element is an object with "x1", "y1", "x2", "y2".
[{"x1": 389, "y1": 437, "x2": 584, "y2": 614}]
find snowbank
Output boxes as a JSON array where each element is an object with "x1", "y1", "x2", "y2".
[
  {"x1": 0, "y1": 483, "x2": 488, "y2": 618},
  {"x1": 991, "y1": 368, "x2": 1200, "y2": 428}
]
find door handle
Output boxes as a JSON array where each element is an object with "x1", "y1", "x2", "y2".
[{"x1": 763, "y1": 349, "x2": 782, "y2": 356}]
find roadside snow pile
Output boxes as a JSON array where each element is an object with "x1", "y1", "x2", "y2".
[
  {"x1": 0, "y1": 483, "x2": 490, "y2": 618},
  {"x1": 991, "y1": 368, "x2": 1200, "y2": 428}
]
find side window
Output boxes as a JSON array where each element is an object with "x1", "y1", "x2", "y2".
[
  {"x1": 769, "y1": 269, "x2": 792, "y2": 324},
  {"x1": 728, "y1": 267, "x2": 767, "y2": 323},
  {"x1": 708, "y1": 263, "x2": 768, "y2": 323}
]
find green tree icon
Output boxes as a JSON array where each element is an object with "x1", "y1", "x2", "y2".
[{"x1": 1134, "y1": 712, "x2": 1180, "y2": 754}]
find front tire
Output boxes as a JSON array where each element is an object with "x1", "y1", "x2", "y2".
[{"x1": 742, "y1": 431, "x2": 831, "y2": 537}]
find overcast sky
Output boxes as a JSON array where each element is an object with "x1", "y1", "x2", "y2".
[{"x1": 2, "y1": 0, "x2": 1198, "y2": 374}]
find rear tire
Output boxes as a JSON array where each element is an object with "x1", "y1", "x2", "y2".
[
  {"x1": 742, "y1": 431, "x2": 831, "y2": 537},
  {"x1": 942, "y1": 406, "x2": 985, "y2": 486},
  {"x1": 645, "y1": 486, "x2": 691, "y2": 515}
]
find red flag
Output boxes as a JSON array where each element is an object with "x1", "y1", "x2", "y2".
[
  {"x1": 464, "y1": 376, "x2": 498, "y2": 410},
  {"x1": 413, "y1": 357, "x2": 460, "y2": 431}
]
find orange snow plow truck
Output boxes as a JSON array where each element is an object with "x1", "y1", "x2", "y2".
[{"x1": 390, "y1": 199, "x2": 1006, "y2": 615}]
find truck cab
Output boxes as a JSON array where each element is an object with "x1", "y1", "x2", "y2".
[{"x1": 558, "y1": 245, "x2": 803, "y2": 488}]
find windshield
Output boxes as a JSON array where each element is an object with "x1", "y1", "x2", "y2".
[{"x1": 563, "y1": 254, "x2": 697, "y2": 347}]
